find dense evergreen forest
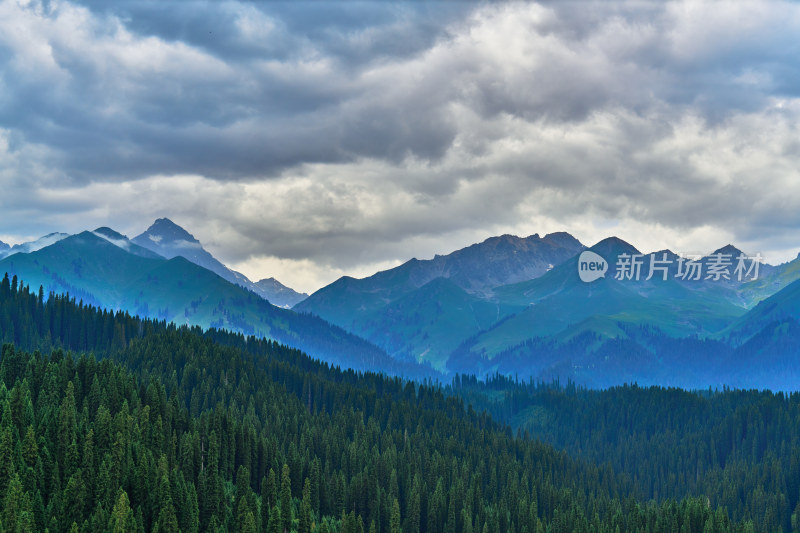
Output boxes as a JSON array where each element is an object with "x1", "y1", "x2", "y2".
[
  {"x1": 0, "y1": 273, "x2": 783, "y2": 532},
  {"x1": 453, "y1": 376, "x2": 800, "y2": 532}
]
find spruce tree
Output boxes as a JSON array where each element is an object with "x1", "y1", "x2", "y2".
[{"x1": 280, "y1": 465, "x2": 292, "y2": 533}]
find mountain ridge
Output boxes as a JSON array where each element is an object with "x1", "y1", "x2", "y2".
[
  {"x1": 5, "y1": 219, "x2": 800, "y2": 387},
  {"x1": 0, "y1": 232, "x2": 70, "y2": 260},
  {"x1": 294, "y1": 231, "x2": 586, "y2": 369},
  {"x1": 132, "y1": 217, "x2": 306, "y2": 308},
  {"x1": 295, "y1": 232, "x2": 800, "y2": 382},
  {"x1": 0, "y1": 228, "x2": 429, "y2": 378}
]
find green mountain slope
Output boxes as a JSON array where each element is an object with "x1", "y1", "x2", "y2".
[
  {"x1": 725, "y1": 276, "x2": 800, "y2": 345},
  {"x1": 296, "y1": 233, "x2": 792, "y2": 376},
  {"x1": 295, "y1": 232, "x2": 584, "y2": 320},
  {"x1": 294, "y1": 232, "x2": 584, "y2": 369},
  {"x1": 0, "y1": 231, "x2": 164, "y2": 307},
  {"x1": 455, "y1": 238, "x2": 757, "y2": 366},
  {"x1": 354, "y1": 277, "x2": 525, "y2": 370},
  {"x1": 0, "y1": 276, "x2": 759, "y2": 533},
  {"x1": 0, "y1": 231, "x2": 429, "y2": 377}
]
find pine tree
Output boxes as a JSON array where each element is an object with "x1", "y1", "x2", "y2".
[
  {"x1": 461, "y1": 508, "x2": 473, "y2": 533},
  {"x1": 3, "y1": 473, "x2": 23, "y2": 533},
  {"x1": 155, "y1": 498, "x2": 181, "y2": 533},
  {"x1": 108, "y1": 489, "x2": 135, "y2": 533},
  {"x1": 16, "y1": 492, "x2": 34, "y2": 533},
  {"x1": 62, "y1": 470, "x2": 87, "y2": 528},
  {"x1": 154, "y1": 458, "x2": 180, "y2": 533},
  {"x1": 391, "y1": 498, "x2": 401, "y2": 533},
  {"x1": 235, "y1": 465, "x2": 252, "y2": 532},
  {"x1": 406, "y1": 475, "x2": 421, "y2": 533},
  {"x1": 299, "y1": 478, "x2": 312, "y2": 533},
  {"x1": 310, "y1": 459, "x2": 321, "y2": 515},
  {"x1": 342, "y1": 511, "x2": 356, "y2": 533},
  {"x1": 445, "y1": 493, "x2": 456, "y2": 533},
  {"x1": 280, "y1": 464, "x2": 292, "y2": 533},
  {"x1": 59, "y1": 381, "x2": 79, "y2": 478},
  {"x1": 21, "y1": 425, "x2": 38, "y2": 469},
  {"x1": 266, "y1": 469, "x2": 277, "y2": 510},
  {"x1": 267, "y1": 506, "x2": 281, "y2": 533},
  {"x1": 238, "y1": 497, "x2": 255, "y2": 533},
  {"x1": 0, "y1": 426, "x2": 14, "y2": 499},
  {"x1": 241, "y1": 510, "x2": 257, "y2": 533}
]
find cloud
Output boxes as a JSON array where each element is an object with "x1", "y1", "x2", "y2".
[{"x1": 2, "y1": 0, "x2": 800, "y2": 291}]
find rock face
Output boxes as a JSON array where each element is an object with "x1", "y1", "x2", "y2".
[
  {"x1": 255, "y1": 278, "x2": 308, "y2": 308},
  {"x1": 297, "y1": 231, "x2": 586, "y2": 313},
  {"x1": 132, "y1": 218, "x2": 231, "y2": 276},
  {"x1": 132, "y1": 218, "x2": 306, "y2": 307},
  {"x1": 294, "y1": 232, "x2": 585, "y2": 369}
]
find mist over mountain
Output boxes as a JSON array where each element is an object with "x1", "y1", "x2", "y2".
[
  {"x1": 0, "y1": 232, "x2": 70, "y2": 260},
  {"x1": 132, "y1": 218, "x2": 218, "y2": 265}
]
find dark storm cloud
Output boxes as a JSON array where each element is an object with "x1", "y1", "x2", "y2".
[
  {"x1": 0, "y1": 0, "x2": 480, "y2": 182},
  {"x1": 3, "y1": 0, "x2": 800, "y2": 291},
  {"x1": 2, "y1": 0, "x2": 793, "y2": 182}
]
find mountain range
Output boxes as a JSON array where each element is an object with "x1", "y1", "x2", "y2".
[
  {"x1": 0, "y1": 222, "x2": 427, "y2": 378},
  {"x1": 294, "y1": 232, "x2": 585, "y2": 369},
  {"x1": 4, "y1": 219, "x2": 800, "y2": 388},
  {"x1": 297, "y1": 233, "x2": 800, "y2": 388},
  {"x1": 132, "y1": 218, "x2": 308, "y2": 307}
]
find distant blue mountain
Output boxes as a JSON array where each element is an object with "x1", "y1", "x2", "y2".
[
  {"x1": 0, "y1": 232, "x2": 70, "y2": 260},
  {"x1": 299, "y1": 230, "x2": 800, "y2": 388},
  {"x1": 724, "y1": 317, "x2": 800, "y2": 389},
  {"x1": 253, "y1": 277, "x2": 308, "y2": 308},
  {"x1": 4, "y1": 219, "x2": 799, "y2": 388},
  {"x1": 725, "y1": 274, "x2": 800, "y2": 345}
]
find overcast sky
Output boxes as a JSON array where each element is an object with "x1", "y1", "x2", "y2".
[{"x1": 2, "y1": 0, "x2": 800, "y2": 293}]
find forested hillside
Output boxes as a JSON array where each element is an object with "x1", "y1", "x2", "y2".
[
  {"x1": 0, "y1": 273, "x2": 772, "y2": 532},
  {"x1": 0, "y1": 236, "x2": 428, "y2": 379},
  {"x1": 453, "y1": 375, "x2": 800, "y2": 532}
]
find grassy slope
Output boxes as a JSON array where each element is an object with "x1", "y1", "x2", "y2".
[{"x1": 355, "y1": 277, "x2": 524, "y2": 370}]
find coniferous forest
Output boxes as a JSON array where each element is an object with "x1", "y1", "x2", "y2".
[{"x1": 0, "y1": 273, "x2": 795, "y2": 532}]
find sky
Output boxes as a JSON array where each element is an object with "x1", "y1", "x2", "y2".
[{"x1": 1, "y1": 0, "x2": 800, "y2": 293}]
